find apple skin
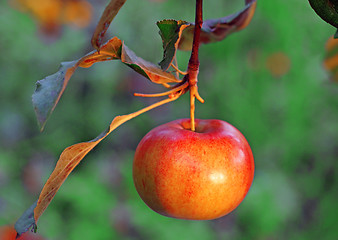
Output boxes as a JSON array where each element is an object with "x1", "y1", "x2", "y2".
[
  {"x1": 133, "y1": 119, "x2": 254, "y2": 220},
  {"x1": 0, "y1": 225, "x2": 44, "y2": 240}
]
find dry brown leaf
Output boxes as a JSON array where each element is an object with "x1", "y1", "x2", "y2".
[
  {"x1": 178, "y1": 0, "x2": 257, "y2": 51},
  {"x1": 33, "y1": 95, "x2": 179, "y2": 222},
  {"x1": 33, "y1": 37, "x2": 122, "y2": 130},
  {"x1": 33, "y1": 36, "x2": 178, "y2": 130},
  {"x1": 91, "y1": 0, "x2": 127, "y2": 51},
  {"x1": 121, "y1": 44, "x2": 181, "y2": 85},
  {"x1": 79, "y1": 37, "x2": 122, "y2": 68}
]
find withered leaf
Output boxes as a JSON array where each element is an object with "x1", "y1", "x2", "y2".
[
  {"x1": 14, "y1": 201, "x2": 37, "y2": 235},
  {"x1": 157, "y1": 19, "x2": 190, "y2": 70},
  {"x1": 32, "y1": 37, "x2": 122, "y2": 131},
  {"x1": 178, "y1": 0, "x2": 257, "y2": 51},
  {"x1": 91, "y1": 0, "x2": 127, "y2": 51},
  {"x1": 33, "y1": 37, "x2": 178, "y2": 131},
  {"x1": 33, "y1": 96, "x2": 178, "y2": 224},
  {"x1": 121, "y1": 44, "x2": 181, "y2": 85},
  {"x1": 32, "y1": 61, "x2": 78, "y2": 131}
]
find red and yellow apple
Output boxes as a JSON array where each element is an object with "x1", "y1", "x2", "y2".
[{"x1": 133, "y1": 118, "x2": 254, "y2": 220}]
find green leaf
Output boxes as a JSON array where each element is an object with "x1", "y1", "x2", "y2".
[
  {"x1": 309, "y1": 0, "x2": 338, "y2": 28},
  {"x1": 178, "y1": 0, "x2": 257, "y2": 50},
  {"x1": 157, "y1": 19, "x2": 190, "y2": 70}
]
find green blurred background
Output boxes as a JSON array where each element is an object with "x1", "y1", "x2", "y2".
[{"x1": 0, "y1": 0, "x2": 337, "y2": 239}]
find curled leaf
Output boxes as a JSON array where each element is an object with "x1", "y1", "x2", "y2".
[
  {"x1": 91, "y1": 0, "x2": 127, "y2": 51},
  {"x1": 178, "y1": 0, "x2": 257, "y2": 50},
  {"x1": 79, "y1": 37, "x2": 122, "y2": 68},
  {"x1": 121, "y1": 44, "x2": 181, "y2": 85},
  {"x1": 33, "y1": 36, "x2": 179, "y2": 131},
  {"x1": 32, "y1": 37, "x2": 122, "y2": 131},
  {"x1": 33, "y1": 95, "x2": 179, "y2": 224},
  {"x1": 33, "y1": 61, "x2": 78, "y2": 131},
  {"x1": 157, "y1": 20, "x2": 190, "y2": 70}
]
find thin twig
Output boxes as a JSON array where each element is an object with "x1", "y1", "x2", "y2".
[
  {"x1": 171, "y1": 62, "x2": 188, "y2": 76},
  {"x1": 134, "y1": 82, "x2": 189, "y2": 98}
]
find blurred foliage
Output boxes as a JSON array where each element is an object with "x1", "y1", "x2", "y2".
[
  {"x1": 10, "y1": 0, "x2": 92, "y2": 37},
  {"x1": 0, "y1": 0, "x2": 337, "y2": 239}
]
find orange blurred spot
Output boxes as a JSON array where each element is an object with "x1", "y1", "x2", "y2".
[
  {"x1": 324, "y1": 36, "x2": 338, "y2": 82},
  {"x1": 11, "y1": 0, "x2": 92, "y2": 36},
  {"x1": 324, "y1": 55, "x2": 338, "y2": 71},
  {"x1": 62, "y1": 0, "x2": 92, "y2": 28},
  {"x1": 325, "y1": 36, "x2": 338, "y2": 51},
  {"x1": 265, "y1": 52, "x2": 291, "y2": 78}
]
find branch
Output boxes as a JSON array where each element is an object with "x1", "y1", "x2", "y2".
[{"x1": 186, "y1": 0, "x2": 204, "y2": 131}]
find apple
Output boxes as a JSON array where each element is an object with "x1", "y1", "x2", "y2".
[
  {"x1": 133, "y1": 118, "x2": 254, "y2": 220},
  {"x1": 0, "y1": 226, "x2": 17, "y2": 240},
  {"x1": 0, "y1": 225, "x2": 44, "y2": 240}
]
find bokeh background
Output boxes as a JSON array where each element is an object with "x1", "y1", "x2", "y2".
[{"x1": 0, "y1": 0, "x2": 337, "y2": 239}]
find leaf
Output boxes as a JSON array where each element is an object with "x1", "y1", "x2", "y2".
[
  {"x1": 32, "y1": 37, "x2": 122, "y2": 131},
  {"x1": 14, "y1": 201, "x2": 37, "y2": 235},
  {"x1": 308, "y1": 0, "x2": 338, "y2": 28},
  {"x1": 33, "y1": 36, "x2": 179, "y2": 130},
  {"x1": 79, "y1": 37, "x2": 122, "y2": 68},
  {"x1": 178, "y1": 0, "x2": 257, "y2": 51},
  {"x1": 33, "y1": 96, "x2": 179, "y2": 224},
  {"x1": 33, "y1": 61, "x2": 77, "y2": 131},
  {"x1": 91, "y1": 0, "x2": 127, "y2": 51},
  {"x1": 157, "y1": 20, "x2": 190, "y2": 70},
  {"x1": 121, "y1": 44, "x2": 181, "y2": 85}
]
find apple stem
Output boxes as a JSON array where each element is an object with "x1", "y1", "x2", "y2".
[{"x1": 186, "y1": 0, "x2": 204, "y2": 131}]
